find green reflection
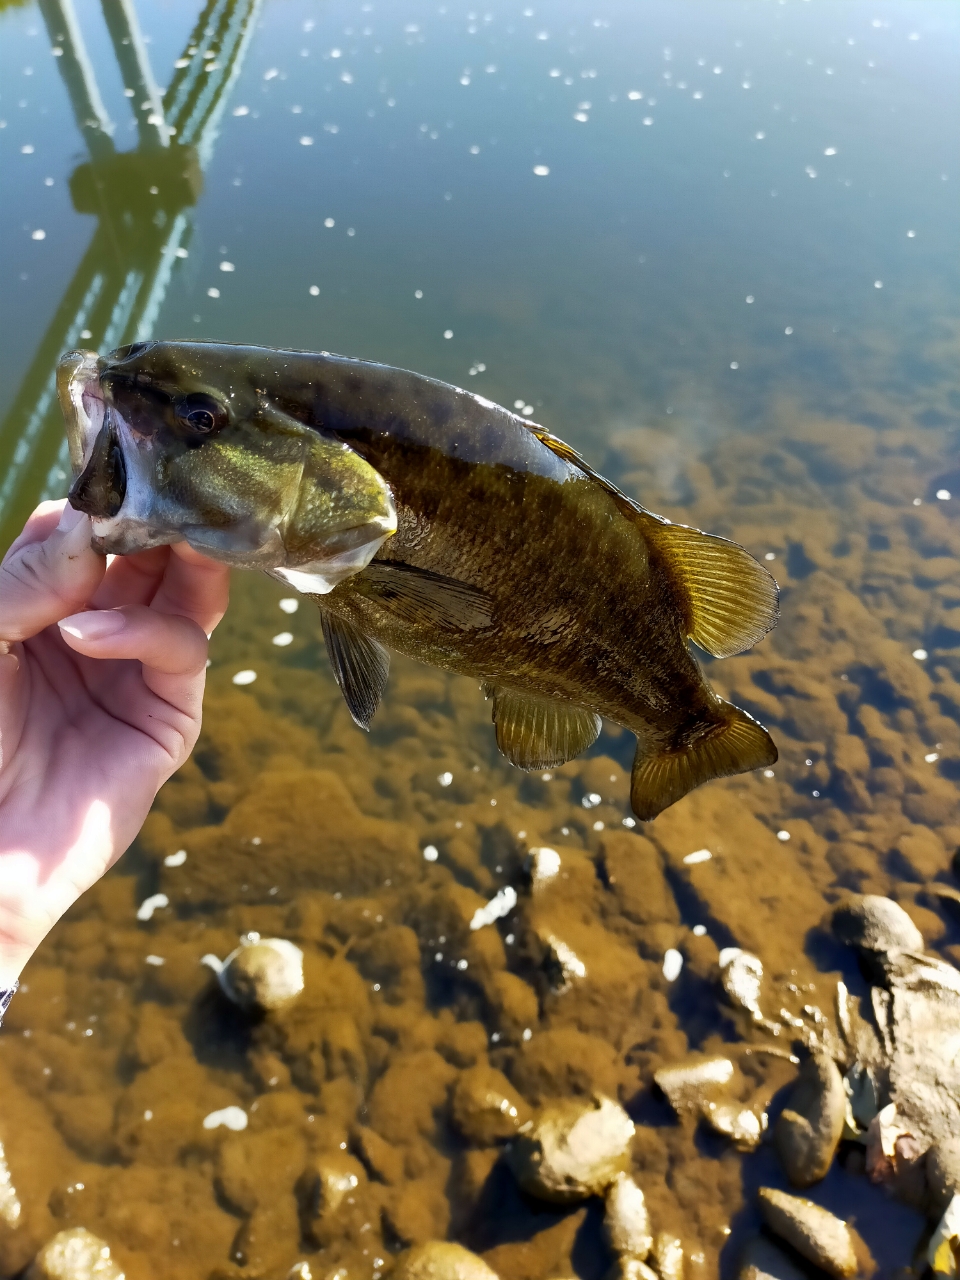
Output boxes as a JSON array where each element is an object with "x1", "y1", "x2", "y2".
[{"x1": 0, "y1": 0, "x2": 261, "y2": 550}]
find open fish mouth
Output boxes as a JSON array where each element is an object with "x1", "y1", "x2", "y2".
[{"x1": 57, "y1": 349, "x2": 106, "y2": 478}]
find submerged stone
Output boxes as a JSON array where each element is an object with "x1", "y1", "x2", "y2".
[
  {"x1": 26, "y1": 1227, "x2": 125, "y2": 1280},
  {"x1": 774, "y1": 1052, "x2": 846, "y2": 1186},
  {"x1": 507, "y1": 1096, "x2": 634, "y2": 1202},
  {"x1": 603, "y1": 1173, "x2": 652, "y2": 1261},
  {"x1": 218, "y1": 935, "x2": 304, "y2": 1011},
  {"x1": 757, "y1": 1188, "x2": 858, "y2": 1278},
  {"x1": 391, "y1": 1241, "x2": 499, "y2": 1280},
  {"x1": 650, "y1": 1233, "x2": 685, "y2": 1280},
  {"x1": 737, "y1": 1234, "x2": 807, "y2": 1280},
  {"x1": 654, "y1": 1057, "x2": 734, "y2": 1117},
  {"x1": 451, "y1": 1064, "x2": 531, "y2": 1144},
  {"x1": 831, "y1": 896, "x2": 923, "y2": 956}
]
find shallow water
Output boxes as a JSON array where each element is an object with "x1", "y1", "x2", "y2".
[{"x1": 1, "y1": 1, "x2": 959, "y2": 1276}]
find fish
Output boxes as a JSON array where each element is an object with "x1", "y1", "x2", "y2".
[{"x1": 57, "y1": 341, "x2": 779, "y2": 820}]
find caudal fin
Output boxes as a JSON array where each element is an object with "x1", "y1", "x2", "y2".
[{"x1": 630, "y1": 701, "x2": 777, "y2": 821}]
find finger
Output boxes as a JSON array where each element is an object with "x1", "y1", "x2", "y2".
[
  {"x1": 0, "y1": 505, "x2": 105, "y2": 643},
  {"x1": 2, "y1": 499, "x2": 71, "y2": 558},
  {"x1": 57, "y1": 605, "x2": 209, "y2": 676},
  {"x1": 150, "y1": 543, "x2": 231, "y2": 637},
  {"x1": 91, "y1": 544, "x2": 172, "y2": 611}
]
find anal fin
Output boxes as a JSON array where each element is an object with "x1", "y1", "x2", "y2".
[
  {"x1": 320, "y1": 611, "x2": 390, "y2": 729},
  {"x1": 489, "y1": 686, "x2": 601, "y2": 770},
  {"x1": 358, "y1": 561, "x2": 493, "y2": 630},
  {"x1": 630, "y1": 700, "x2": 777, "y2": 821}
]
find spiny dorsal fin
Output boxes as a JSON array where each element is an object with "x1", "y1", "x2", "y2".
[
  {"x1": 631, "y1": 700, "x2": 777, "y2": 820},
  {"x1": 358, "y1": 561, "x2": 493, "y2": 630},
  {"x1": 528, "y1": 426, "x2": 778, "y2": 659},
  {"x1": 320, "y1": 611, "x2": 390, "y2": 729},
  {"x1": 640, "y1": 519, "x2": 779, "y2": 658},
  {"x1": 489, "y1": 686, "x2": 601, "y2": 770}
]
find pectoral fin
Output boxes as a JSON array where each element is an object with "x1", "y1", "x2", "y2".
[
  {"x1": 358, "y1": 561, "x2": 493, "y2": 630},
  {"x1": 488, "y1": 686, "x2": 601, "y2": 770},
  {"x1": 320, "y1": 611, "x2": 390, "y2": 729}
]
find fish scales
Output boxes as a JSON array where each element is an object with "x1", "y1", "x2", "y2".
[{"x1": 57, "y1": 341, "x2": 779, "y2": 818}]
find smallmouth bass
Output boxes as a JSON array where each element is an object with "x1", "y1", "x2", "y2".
[{"x1": 57, "y1": 341, "x2": 779, "y2": 819}]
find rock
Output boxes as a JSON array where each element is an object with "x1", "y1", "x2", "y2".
[
  {"x1": 507, "y1": 1095, "x2": 634, "y2": 1203},
  {"x1": 354, "y1": 1126, "x2": 404, "y2": 1186},
  {"x1": 451, "y1": 1065, "x2": 531, "y2": 1145},
  {"x1": 774, "y1": 1052, "x2": 846, "y2": 1186},
  {"x1": 25, "y1": 1227, "x2": 125, "y2": 1280},
  {"x1": 217, "y1": 934, "x2": 304, "y2": 1011},
  {"x1": 296, "y1": 1152, "x2": 365, "y2": 1227},
  {"x1": 391, "y1": 1241, "x2": 499, "y2": 1280},
  {"x1": 719, "y1": 949, "x2": 766, "y2": 1021},
  {"x1": 737, "y1": 1235, "x2": 807, "y2": 1280},
  {"x1": 927, "y1": 1136, "x2": 960, "y2": 1215},
  {"x1": 831, "y1": 896, "x2": 923, "y2": 956},
  {"x1": 654, "y1": 1057, "x2": 734, "y2": 1117},
  {"x1": 650, "y1": 1233, "x2": 684, "y2": 1280},
  {"x1": 608, "y1": 1261, "x2": 658, "y2": 1280},
  {"x1": 0, "y1": 1141, "x2": 21, "y2": 1232},
  {"x1": 757, "y1": 1187, "x2": 857, "y2": 1278},
  {"x1": 603, "y1": 1173, "x2": 652, "y2": 1260},
  {"x1": 701, "y1": 1101, "x2": 764, "y2": 1152}
]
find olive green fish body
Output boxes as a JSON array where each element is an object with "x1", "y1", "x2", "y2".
[{"x1": 58, "y1": 341, "x2": 779, "y2": 818}]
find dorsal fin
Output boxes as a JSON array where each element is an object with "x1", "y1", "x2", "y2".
[
  {"x1": 529, "y1": 426, "x2": 778, "y2": 658},
  {"x1": 488, "y1": 686, "x2": 601, "y2": 770},
  {"x1": 320, "y1": 611, "x2": 390, "y2": 729},
  {"x1": 357, "y1": 561, "x2": 493, "y2": 630}
]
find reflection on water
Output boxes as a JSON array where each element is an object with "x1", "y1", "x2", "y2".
[{"x1": 1, "y1": 1, "x2": 959, "y2": 1276}]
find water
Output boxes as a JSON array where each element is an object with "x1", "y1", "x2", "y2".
[{"x1": 1, "y1": 1, "x2": 958, "y2": 1275}]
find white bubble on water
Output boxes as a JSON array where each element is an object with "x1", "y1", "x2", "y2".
[
  {"x1": 324, "y1": 217, "x2": 335, "y2": 227},
  {"x1": 203, "y1": 1107, "x2": 247, "y2": 1131},
  {"x1": 232, "y1": 105, "x2": 249, "y2": 116},
  {"x1": 207, "y1": 287, "x2": 220, "y2": 298},
  {"x1": 219, "y1": 260, "x2": 234, "y2": 271},
  {"x1": 533, "y1": 164, "x2": 550, "y2": 175},
  {"x1": 300, "y1": 135, "x2": 313, "y2": 145},
  {"x1": 777, "y1": 830, "x2": 791, "y2": 842},
  {"x1": 31, "y1": 229, "x2": 45, "y2": 239},
  {"x1": 309, "y1": 285, "x2": 319, "y2": 295},
  {"x1": 279, "y1": 597, "x2": 298, "y2": 613},
  {"x1": 443, "y1": 329, "x2": 453, "y2": 339},
  {"x1": 164, "y1": 849, "x2": 187, "y2": 867},
  {"x1": 663, "y1": 949, "x2": 683, "y2": 981},
  {"x1": 272, "y1": 632, "x2": 293, "y2": 646},
  {"x1": 937, "y1": 489, "x2": 951, "y2": 500},
  {"x1": 423, "y1": 845, "x2": 439, "y2": 862},
  {"x1": 438, "y1": 772, "x2": 453, "y2": 786},
  {"x1": 913, "y1": 649, "x2": 928, "y2": 660},
  {"x1": 232, "y1": 669, "x2": 257, "y2": 685}
]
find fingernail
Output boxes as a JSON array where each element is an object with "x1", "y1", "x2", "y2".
[
  {"x1": 58, "y1": 610, "x2": 126, "y2": 641},
  {"x1": 57, "y1": 503, "x2": 86, "y2": 532}
]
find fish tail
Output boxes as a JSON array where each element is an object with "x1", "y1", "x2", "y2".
[{"x1": 630, "y1": 700, "x2": 777, "y2": 821}]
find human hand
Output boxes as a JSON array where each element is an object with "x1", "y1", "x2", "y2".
[{"x1": 0, "y1": 500, "x2": 230, "y2": 987}]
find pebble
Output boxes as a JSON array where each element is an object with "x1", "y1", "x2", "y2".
[
  {"x1": 507, "y1": 1095, "x2": 634, "y2": 1202},
  {"x1": 603, "y1": 1172, "x2": 652, "y2": 1260},
  {"x1": 650, "y1": 1233, "x2": 684, "y2": 1280},
  {"x1": 26, "y1": 1228, "x2": 124, "y2": 1279},
  {"x1": 218, "y1": 935, "x2": 304, "y2": 1011},
  {"x1": 831, "y1": 895, "x2": 923, "y2": 956},
  {"x1": 774, "y1": 1052, "x2": 846, "y2": 1186},
  {"x1": 757, "y1": 1187, "x2": 858, "y2": 1278},
  {"x1": 738, "y1": 1234, "x2": 807, "y2": 1280},
  {"x1": 654, "y1": 1057, "x2": 734, "y2": 1117},
  {"x1": 0, "y1": 1140, "x2": 21, "y2": 1229},
  {"x1": 391, "y1": 1241, "x2": 499, "y2": 1280},
  {"x1": 701, "y1": 1100, "x2": 764, "y2": 1152},
  {"x1": 719, "y1": 949, "x2": 766, "y2": 1022},
  {"x1": 451, "y1": 1064, "x2": 531, "y2": 1144}
]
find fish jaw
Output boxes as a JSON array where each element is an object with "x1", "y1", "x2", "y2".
[{"x1": 57, "y1": 349, "x2": 105, "y2": 477}]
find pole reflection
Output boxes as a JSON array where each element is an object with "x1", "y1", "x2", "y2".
[{"x1": 0, "y1": 0, "x2": 261, "y2": 549}]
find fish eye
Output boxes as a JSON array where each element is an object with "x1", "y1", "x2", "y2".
[{"x1": 175, "y1": 392, "x2": 226, "y2": 435}]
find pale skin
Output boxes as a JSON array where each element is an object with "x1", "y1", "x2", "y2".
[{"x1": 0, "y1": 500, "x2": 230, "y2": 987}]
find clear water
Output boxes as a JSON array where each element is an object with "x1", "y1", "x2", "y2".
[{"x1": 1, "y1": 2, "x2": 958, "y2": 1276}]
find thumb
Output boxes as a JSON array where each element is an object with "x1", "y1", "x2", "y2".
[{"x1": 0, "y1": 504, "x2": 106, "y2": 643}]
